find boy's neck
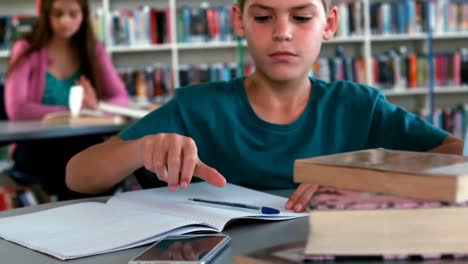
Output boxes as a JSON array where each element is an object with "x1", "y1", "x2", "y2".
[
  {"x1": 246, "y1": 74, "x2": 311, "y2": 107},
  {"x1": 244, "y1": 74, "x2": 312, "y2": 124}
]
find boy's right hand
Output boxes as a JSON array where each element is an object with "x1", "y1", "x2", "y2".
[{"x1": 140, "y1": 133, "x2": 226, "y2": 191}]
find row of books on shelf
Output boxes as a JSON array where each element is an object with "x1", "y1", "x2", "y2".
[
  {"x1": 371, "y1": 0, "x2": 468, "y2": 35},
  {"x1": 418, "y1": 104, "x2": 468, "y2": 139},
  {"x1": 118, "y1": 64, "x2": 173, "y2": 102},
  {"x1": 99, "y1": 4, "x2": 235, "y2": 47},
  {"x1": 179, "y1": 62, "x2": 254, "y2": 86},
  {"x1": 117, "y1": 63, "x2": 254, "y2": 100},
  {"x1": 176, "y1": 4, "x2": 234, "y2": 44},
  {"x1": 103, "y1": 2, "x2": 362, "y2": 47},
  {"x1": 374, "y1": 48, "x2": 468, "y2": 89},
  {"x1": 0, "y1": 15, "x2": 37, "y2": 50},
  {"x1": 102, "y1": 1, "x2": 413, "y2": 48},
  {"x1": 106, "y1": 0, "x2": 468, "y2": 46},
  {"x1": 311, "y1": 47, "x2": 468, "y2": 90},
  {"x1": 311, "y1": 55, "x2": 366, "y2": 84},
  {"x1": 102, "y1": 0, "x2": 468, "y2": 47},
  {"x1": 327, "y1": 1, "x2": 364, "y2": 37},
  {"x1": 104, "y1": 6, "x2": 171, "y2": 46}
]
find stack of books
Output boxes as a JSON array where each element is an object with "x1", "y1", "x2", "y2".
[
  {"x1": 294, "y1": 149, "x2": 468, "y2": 261},
  {"x1": 236, "y1": 149, "x2": 468, "y2": 262}
]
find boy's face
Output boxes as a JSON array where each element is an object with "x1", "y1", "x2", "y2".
[{"x1": 232, "y1": 0, "x2": 337, "y2": 82}]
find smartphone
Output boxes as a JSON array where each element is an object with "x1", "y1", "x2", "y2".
[{"x1": 128, "y1": 234, "x2": 231, "y2": 264}]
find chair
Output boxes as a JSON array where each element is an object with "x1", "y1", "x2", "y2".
[
  {"x1": 0, "y1": 83, "x2": 8, "y2": 120},
  {"x1": 0, "y1": 82, "x2": 42, "y2": 185}
]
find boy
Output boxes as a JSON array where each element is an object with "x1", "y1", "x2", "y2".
[{"x1": 66, "y1": 0, "x2": 463, "y2": 212}]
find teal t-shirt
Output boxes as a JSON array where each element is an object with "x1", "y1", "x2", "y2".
[
  {"x1": 119, "y1": 77, "x2": 449, "y2": 190},
  {"x1": 42, "y1": 71, "x2": 81, "y2": 106}
]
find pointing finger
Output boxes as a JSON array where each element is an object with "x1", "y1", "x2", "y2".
[{"x1": 193, "y1": 161, "x2": 226, "y2": 187}]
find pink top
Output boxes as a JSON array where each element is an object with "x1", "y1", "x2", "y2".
[{"x1": 5, "y1": 40, "x2": 130, "y2": 120}]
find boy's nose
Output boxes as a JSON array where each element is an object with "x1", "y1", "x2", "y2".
[{"x1": 272, "y1": 18, "x2": 293, "y2": 41}]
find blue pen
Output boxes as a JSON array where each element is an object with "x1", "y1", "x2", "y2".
[{"x1": 188, "y1": 198, "x2": 280, "y2": 215}]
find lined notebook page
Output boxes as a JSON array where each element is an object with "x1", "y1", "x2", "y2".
[
  {"x1": 0, "y1": 202, "x2": 205, "y2": 259},
  {"x1": 107, "y1": 183, "x2": 305, "y2": 229}
]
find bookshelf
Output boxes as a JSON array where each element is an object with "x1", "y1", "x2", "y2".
[{"x1": 1, "y1": 0, "x2": 468, "y2": 112}]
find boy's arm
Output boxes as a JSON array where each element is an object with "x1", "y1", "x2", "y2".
[
  {"x1": 428, "y1": 135, "x2": 464, "y2": 155},
  {"x1": 66, "y1": 134, "x2": 226, "y2": 194},
  {"x1": 66, "y1": 136, "x2": 143, "y2": 194}
]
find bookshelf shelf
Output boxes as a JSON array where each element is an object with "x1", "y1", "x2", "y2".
[
  {"x1": 370, "y1": 33, "x2": 427, "y2": 42},
  {"x1": 327, "y1": 35, "x2": 366, "y2": 44},
  {"x1": 383, "y1": 87, "x2": 468, "y2": 97},
  {"x1": 433, "y1": 86, "x2": 468, "y2": 94},
  {"x1": 383, "y1": 89, "x2": 428, "y2": 96},
  {"x1": 433, "y1": 32, "x2": 468, "y2": 40},
  {"x1": 107, "y1": 44, "x2": 173, "y2": 53},
  {"x1": 177, "y1": 41, "x2": 241, "y2": 50}
]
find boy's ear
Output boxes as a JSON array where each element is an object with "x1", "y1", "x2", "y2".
[
  {"x1": 323, "y1": 6, "x2": 338, "y2": 40},
  {"x1": 232, "y1": 4, "x2": 246, "y2": 38}
]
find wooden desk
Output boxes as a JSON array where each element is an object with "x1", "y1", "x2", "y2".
[
  {"x1": 0, "y1": 120, "x2": 130, "y2": 145},
  {"x1": 0, "y1": 190, "x2": 309, "y2": 264}
]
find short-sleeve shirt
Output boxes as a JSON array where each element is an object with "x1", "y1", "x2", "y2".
[{"x1": 119, "y1": 77, "x2": 449, "y2": 190}]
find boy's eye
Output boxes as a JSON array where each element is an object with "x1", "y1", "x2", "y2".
[
  {"x1": 254, "y1": 16, "x2": 271, "y2": 23},
  {"x1": 293, "y1": 16, "x2": 312, "y2": 22}
]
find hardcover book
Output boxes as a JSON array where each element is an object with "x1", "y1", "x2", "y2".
[
  {"x1": 305, "y1": 186, "x2": 468, "y2": 258},
  {"x1": 235, "y1": 186, "x2": 468, "y2": 262},
  {"x1": 294, "y1": 148, "x2": 468, "y2": 202}
]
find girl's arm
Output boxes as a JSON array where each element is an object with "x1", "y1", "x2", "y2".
[
  {"x1": 6, "y1": 41, "x2": 67, "y2": 120},
  {"x1": 95, "y1": 42, "x2": 130, "y2": 106}
]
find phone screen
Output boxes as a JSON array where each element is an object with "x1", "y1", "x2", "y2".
[{"x1": 129, "y1": 234, "x2": 230, "y2": 264}]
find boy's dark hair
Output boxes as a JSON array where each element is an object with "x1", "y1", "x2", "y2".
[
  {"x1": 8, "y1": 0, "x2": 104, "y2": 99},
  {"x1": 238, "y1": 0, "x2": 328, "y2": 12}
]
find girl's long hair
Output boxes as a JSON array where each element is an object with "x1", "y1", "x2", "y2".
[{"x1": 8, "y1": 0, "x2": 104, "y2": 99}]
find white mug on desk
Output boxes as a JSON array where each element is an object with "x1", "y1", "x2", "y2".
[{"x1": 69, "y1": 85, "x2": 84, "y2": 117}]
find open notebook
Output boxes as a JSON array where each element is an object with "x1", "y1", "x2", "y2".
[{"x1": 0, "y1": 183, "x2": 306, "y2": 260}]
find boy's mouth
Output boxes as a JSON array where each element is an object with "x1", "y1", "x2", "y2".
[{"x1": 269, "y1": 51, "x2": 297, "y2": 61}]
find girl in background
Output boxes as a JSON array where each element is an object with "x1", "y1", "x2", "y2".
[{"x1": 6, "y1": 0, "x2": 129, "y2": 200}]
